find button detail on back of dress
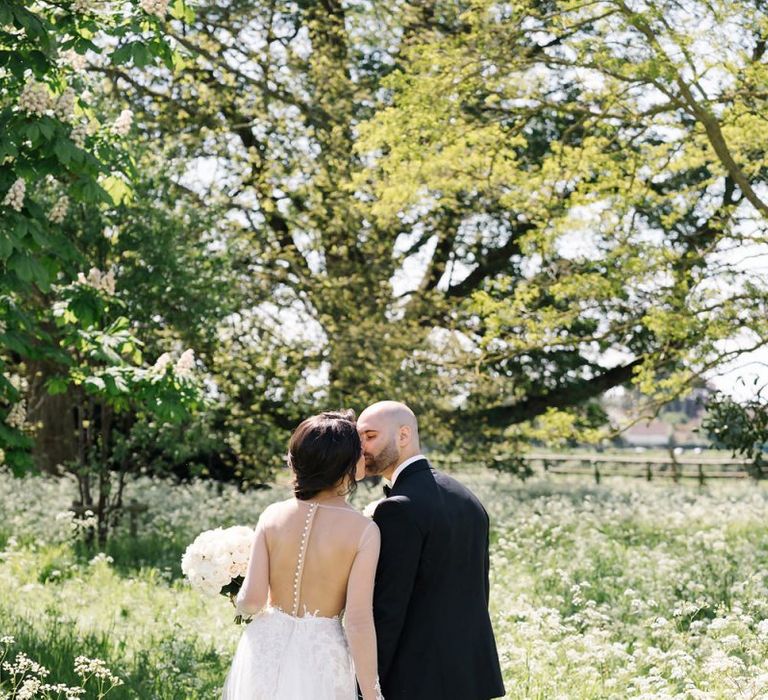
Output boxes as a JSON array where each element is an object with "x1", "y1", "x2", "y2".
[{"x1": 292, "y1": 502, "x2": 319, "y2": 617}]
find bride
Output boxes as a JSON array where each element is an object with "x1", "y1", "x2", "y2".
[{"x1": 222, "y1": 410, "x2": 383, "y2": 700}]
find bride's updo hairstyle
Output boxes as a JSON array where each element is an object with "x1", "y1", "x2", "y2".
[{"x1": 288, "y1": 410, "x2": 361, "y2": 500}]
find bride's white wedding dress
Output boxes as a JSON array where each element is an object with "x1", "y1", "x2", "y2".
[{"x1": 222, "y1": 498, "x2": 383, "y2": 700}]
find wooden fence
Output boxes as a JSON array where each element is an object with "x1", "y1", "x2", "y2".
[{"x1": 495, "y1": 453, "x2": 754, "y2": 485}]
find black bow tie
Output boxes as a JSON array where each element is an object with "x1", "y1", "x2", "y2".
[{"x1": 383, "y1": 484, "x2": 392, "y2": 497}]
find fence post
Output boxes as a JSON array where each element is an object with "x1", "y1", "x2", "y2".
[
  {"x1": 698, "y1": 463, "x2": 705, "y2": 487},
  {"x1": 592, "y1": 460, "x2": 600, "y2": 484},
  {"x1": 646, "y1": 463, "x2": 652, "y2": 481}
]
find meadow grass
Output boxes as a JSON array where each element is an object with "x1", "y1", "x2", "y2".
[{"x1": 2, "y1": 468, "x2": 768, "y2": 698}]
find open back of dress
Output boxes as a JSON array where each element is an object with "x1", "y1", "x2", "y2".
[{"x1": 222, "y1": 498, "x2": 381, "y2": 700}]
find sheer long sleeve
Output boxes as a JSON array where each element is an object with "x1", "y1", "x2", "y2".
[
  {"x1": 344, "y1": 520, "x2": 382, "y2": 700},
  {"x1": 235, "y1": 507, "x2": 271, "y2": 616}
]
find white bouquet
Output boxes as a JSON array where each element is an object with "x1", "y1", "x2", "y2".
[{"x1": 181, "y1": 526, "x2": 254, "y2": 619}]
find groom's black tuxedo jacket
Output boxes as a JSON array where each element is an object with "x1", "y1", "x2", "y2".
[{"x1": 371, "y1": 459, "x2": 505, "y2": 700}]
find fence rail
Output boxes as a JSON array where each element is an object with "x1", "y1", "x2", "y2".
[{"x1": 500, "y1": 453, "x2": 754, "y2": 485}]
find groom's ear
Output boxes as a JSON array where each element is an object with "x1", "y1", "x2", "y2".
[{"x1": 398, "y1": 425, "x2": 411, "y2": 446}]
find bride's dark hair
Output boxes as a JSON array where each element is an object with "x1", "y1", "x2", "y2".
[{"x1": 288, "y1": 410, "x2": 361, "y2": 500}]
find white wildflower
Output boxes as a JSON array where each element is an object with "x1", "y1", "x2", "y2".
[
  {"x1": 18, "y1": 79, "x2": 50, "y2": 116},
  {"x1": 112, "y1": 109, "x2": 133, "y2": 136},
  {"x1": 73, "y1": 656, "x2": 123, "y2": 685},
  {"x1": 89, "y1": 552, "x2": 114, "y2": 566},
  {"x1": 49, "y1": 195, "x2": 69, "y2": 224},
  {"x1": 3, "y1": 178, "x2": 25, "y2": 211}
]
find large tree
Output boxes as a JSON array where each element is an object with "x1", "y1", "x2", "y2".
[{"x1": 77, "y1": 0, "x2": 768, "y2": 452}]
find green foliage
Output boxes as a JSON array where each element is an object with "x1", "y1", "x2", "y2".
[
  {"x1": 704, "y1": 387, "x2": 768, "y2": 477},
  {"x1": 0, "y1": 0, "x2": 188, "y2": 472}
]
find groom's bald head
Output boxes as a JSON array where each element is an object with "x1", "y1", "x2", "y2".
[{"x1": 357, "y1": 401, "x2": 420, "y2": 479}]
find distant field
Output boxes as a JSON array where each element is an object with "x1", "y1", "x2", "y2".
[{"x1": 2, "y1": 468, "x2": 768, "y2": 698}]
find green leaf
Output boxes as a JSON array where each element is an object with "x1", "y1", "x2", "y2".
[
  {"x1": 111, "y1": 43, "x2": 134, "y2": 65},
  {"x1": 101, "y1": 175, "x2": 133, "y2": 205},
  {"x1": 45, "y1": 376, "x2": 70, "y2": 395},
  {"x1": 131, "y1": 42, "x2": 151, "y2": 68},
  {"x1": 0, "y1": 232, "x2": 13, "y2": 260}
]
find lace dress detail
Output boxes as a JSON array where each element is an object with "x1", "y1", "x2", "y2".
[{"x1": 222, "y1": 500, "x2": 383, "y2": 700}]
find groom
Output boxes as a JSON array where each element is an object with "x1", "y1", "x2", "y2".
[{"x1": 357, "y1": 401, "x2": 505, "y2": 700}]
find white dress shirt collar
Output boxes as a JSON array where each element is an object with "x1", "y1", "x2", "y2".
[{"x1": 390, "y1": 454, "x2": 427, "y2": 485}]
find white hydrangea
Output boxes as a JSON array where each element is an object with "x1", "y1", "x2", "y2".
[
  {"x1": 18, "y1": 79, "x2": 50, "y2": 116},
  {"x1": 112, "y1": 109, "x2": 133, "y2": 136},
  {"x1": 3, "y1": 178, "x2": 25, "y2": 211},
  {"x1": 49, "y1": 195, "x2": 69, "y2": 224},
  {"x1": 181, "y1": 525, "x2": 255, "y2": 598},
  {"x1": 139, "y1": 0, "x2": 169, "y2": 17}
]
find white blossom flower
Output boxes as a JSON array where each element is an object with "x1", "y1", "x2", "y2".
[
  {"x1": 175, "y1": 349, "x2": 195, "y2": 377},
  {"x1": 18, "y1": 79, "x2": 50, "y2": 116},
  {"x1": 151, "y1": 352, "x2": 173, "y2": 374},
  {"x1": 112, "y1": 109, "x2": 133, "y2": 136},
  {"x1": 3, "y1": 178, "x2": 25, "y2": 211},
  {"x1": 60, "y1": 49, "x2": 87, "y2": 72},
  {"x1": 6, "y1": 403, "x2": 27, "y2": 429},
  {"x1": 139, "y1": 0, "x2": 169, "y2": 18},
  {"x1": 71, "y1": 0, "x2": 93, "y2": 13},
  {"x1": 49, "y1": 195, "x2": 69, "y2": 224},
  {"x1": 55, "y1": 88, "x2": 77, "y2": 121},
  {"x1": 70, "y1": 122, "x2": 88, "y2": 148},
  {"x1": 76, "y1": 267, "x2": 115, "y2": 294}
]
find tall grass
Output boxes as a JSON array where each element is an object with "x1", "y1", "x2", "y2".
[{"x1": 3, "y1": 468, "x2": 768, "y2": 698}]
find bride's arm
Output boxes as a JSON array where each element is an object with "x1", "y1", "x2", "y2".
[
  {"x1": 345, "y1": 520, "x2": 383, "y2": 700},
  {"x1": 235, "y1": 506, "x2": 272, "y2": 616}
]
